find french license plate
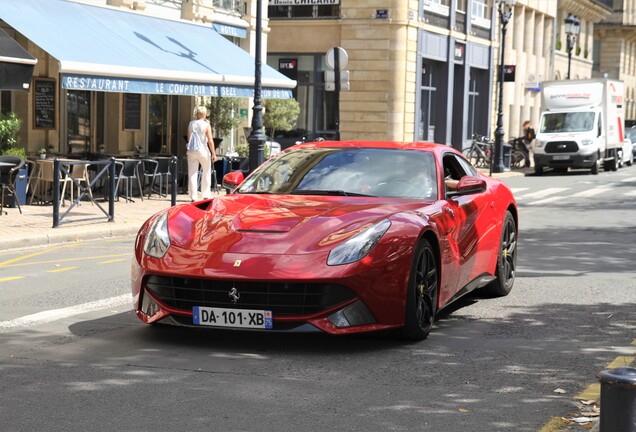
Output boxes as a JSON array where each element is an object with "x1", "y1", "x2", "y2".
[
  {"x1": 192, "y1": 306, "x2": 273, "y2": 329},
  {"x1": 553, "y1": 155, "x2": 570, "y2": 160}
]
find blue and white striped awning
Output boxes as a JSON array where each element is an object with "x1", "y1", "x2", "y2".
[{"x1": 0, "y1": 0, "x2": 295, "y2": 98}]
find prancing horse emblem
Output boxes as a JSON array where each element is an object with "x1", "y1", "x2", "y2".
[{"x1": 228, "y1": 287, "x2": 240, "y2": 304}]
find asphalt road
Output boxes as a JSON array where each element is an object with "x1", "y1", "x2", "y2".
[{"x1": 1, "y1": 166, "x2": 635, "y2": 432}]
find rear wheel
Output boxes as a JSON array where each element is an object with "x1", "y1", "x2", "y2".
[
  {"x1": 482, "y1": 211, "x2": 516, "y2": 297},
  {"x1": 534, "y1": 165, "x2": 543, "y2": 176},
  {"x1": 591, "y1": 157, "x2": 599, "y2": 175},
  {"x1": 399, "y1": 239, "x2": 438, "y2": 340}
]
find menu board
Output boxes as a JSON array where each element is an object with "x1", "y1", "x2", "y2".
[
  {"x1": 33, "y1": 78, "x2": 56, "y2": 129},
  {"x1": 123, "y1": 93, "x2": 141, "y2": 130}
]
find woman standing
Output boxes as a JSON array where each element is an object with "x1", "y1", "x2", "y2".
[{"x1": 187, "y1": 106, "x2": 216, "y2": 201}]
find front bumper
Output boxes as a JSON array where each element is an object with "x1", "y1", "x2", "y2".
[
  {"x1": 131, "y1": 243, "x2": 413, "y2": 335},
  {"x1": 534, "y1": 151, "x2": 597, "y2": 169}
]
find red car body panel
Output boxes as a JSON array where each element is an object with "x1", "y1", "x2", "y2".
[{"x1": 131, "y1": 141, "x2": 516, "y2": 335}]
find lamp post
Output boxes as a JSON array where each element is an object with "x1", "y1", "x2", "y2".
[
  {"x1": 564, "y1": 13, "x2": 580, "y2": 80},
  {"x1": 248, "y1": 0, "x2": 265, "y2": 173},
  {"x1": 492, "y1": 0, "x2": 516, "y2": 174}
]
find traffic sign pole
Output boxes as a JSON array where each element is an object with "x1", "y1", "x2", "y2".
[{"x1": 334, "y1": 47, "x2": 340, "y2": 141}]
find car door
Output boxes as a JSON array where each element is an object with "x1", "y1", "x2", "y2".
[{"x1": 442, "y1": 152, "x2": 493, "y2": 293}]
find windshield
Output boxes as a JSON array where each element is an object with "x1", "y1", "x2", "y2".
[
  {"x1": 540, "y1": 112, "x2": 596, "y2": 133},
  {"x1": 236, "y1": 147, "x2": 438, "y2": 200}
]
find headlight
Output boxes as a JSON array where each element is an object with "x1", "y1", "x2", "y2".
[
  {"x1": 535, "y1": 140, "x2": 546, "y2": 148},
  {"x1": 143, "y1": 211, "x2": 170, "y2": 258},
  {"x1": 581, "y1": 139, "x2": 594, "y2": 146},
  {"x1": 327, "y1": 219, "x2": 391, "y2": 266}
]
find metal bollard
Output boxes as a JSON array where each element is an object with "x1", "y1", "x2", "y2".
[{"x1": 597, "y1": 366, "x2": 636, "y2": 432}]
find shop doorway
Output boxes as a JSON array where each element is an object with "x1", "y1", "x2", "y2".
[
  {"x1": 67, "y1": 90, "x2": 91, "y2": 155},
  {"x1": 148, "y1": 94, "x2": 168, "y2": 154}
]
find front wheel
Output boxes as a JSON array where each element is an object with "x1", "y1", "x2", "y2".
[
  {"x1": 399, "y1": 239, "x2": 439, "y2": 340},
  {"x1": 482, "y1": 211, "x2": 516, "y2": 297}
]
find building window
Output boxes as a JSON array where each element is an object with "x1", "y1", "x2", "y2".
[
  {"x1": 268, "y1": 4, "x2": 340, "y2": 20},
  {"x1": 471, "y1": 0, "x2": 491, "y2": 29},
  {"x1": 423, "y1": 0, "x2": 450, "y2": 17},
  {"x1": 420, "y1": 61, "x2": 440, "y2": 142},
  {"x1": 212, "y1": 0, "x2": 242, "y2": 14}
]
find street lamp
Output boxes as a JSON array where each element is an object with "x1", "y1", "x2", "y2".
[
  {"x1": 564, "y1": 13, "x2": 580, "y2": 80},
  {"x1": 247, "y1": 0, "x2": 266, "y2": 173},
  {"x1": 492, "y1": 0, "x2": 516, "y2": 174}
]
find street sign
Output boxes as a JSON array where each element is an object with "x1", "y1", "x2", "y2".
[
  {"x1": 326, "y1": 47, "x2": 348, "y2": 70},
  {"x1": 324, "y1": 70, "x2": 350, "y2": 92}
]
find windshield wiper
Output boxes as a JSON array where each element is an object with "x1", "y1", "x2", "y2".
[{"x1": 291, "y1": 189, "x2": 370, "y2": 197}]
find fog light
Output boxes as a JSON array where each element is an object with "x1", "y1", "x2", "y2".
[
  {"x1": 141, "y1": 291, "x2": 160, "y2": 318},
  {"x1": 328, "y1": 301, "x2": 376, "y2": 328}
]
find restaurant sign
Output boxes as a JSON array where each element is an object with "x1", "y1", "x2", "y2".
[
  {"x1": 269, "y1": 0, "x2": 339, "y2": 5},
  {"x1": 61, "y1": 74, "x2": 293, "y2": 99}
]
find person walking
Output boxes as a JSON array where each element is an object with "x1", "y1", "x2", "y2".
[
  {"x1": 521, "y1": 120, "x2": 535, "y2": 168},
  {"x1": 186, "y1": 105, "x2": 216, "y2": 201}
]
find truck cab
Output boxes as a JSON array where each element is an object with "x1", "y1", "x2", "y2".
[{"x1": 533, "y1": 79, "x2": 623, "y2": 175}]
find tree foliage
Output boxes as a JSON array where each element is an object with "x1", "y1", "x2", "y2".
[
  {"x1": 0, "y1": 112, "x2": 21, "y2": 153},
  {"x1": 263, "y1": 98, "x2": 300, "y2": 139},
  {"x1": 206, "y1": 97, "x2": 242, "y2": 138}
]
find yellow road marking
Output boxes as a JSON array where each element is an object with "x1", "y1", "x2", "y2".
[
  {"x1": 632, "y1": 339, "x2": 636, "y2": 346},
  {"x1": 0, "y1": 254, "x2": 130, "y2": 269},
  {"x1": 574, "y1": 356, "x2": 635, "y2": 400},
  {"x1": 0, "y1": 245, "x2": 66, "y2": 267},
  {"x1": 46, "y1": 267, "x2": 80, "y2": 273},
  {"x1": 0, "y1": 276, "x2": 25, "y2": 283},
  {"x1": 537, "y1": 416, "x2": 568, "y2": 432},
  {"x1": 98, "y1": 259, "x2": 127, "y2": 264}
]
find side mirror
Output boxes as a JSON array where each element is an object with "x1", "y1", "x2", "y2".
[
  {"x1": 222, "y1": 170, "x2": 244, "y2": 192},
  {"x1": 447, "y1": 176, "x2": 487, "y2": 198}
]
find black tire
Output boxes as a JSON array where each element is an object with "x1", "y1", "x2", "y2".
[
  {"x1": 482, "y1": 211, "x2": 516, "y2": 297},
  {"x1": 534, "y1": 165, "x2": 543, "y2": 176},
  {"x1": 399, "y1": 238, "x2": 439, "y2": 340},
  {"x1": 510, "y1": 150, "x2": 527, "y2": 169},
  {"x1": 591, "y1": 157, "x2": 599, "y2": 175}
]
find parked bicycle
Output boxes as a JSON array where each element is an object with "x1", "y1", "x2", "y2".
[
  {"x1": 508, "y1": 137, "x2": 531, "y2": 169},
  {"x1": 463, "y1": 134, "x2": 493, "y2": 168}
]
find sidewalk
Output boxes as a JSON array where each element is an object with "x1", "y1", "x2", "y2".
[
  {"x1": 0, "y1": 169, "x2": 526, "y2": 251},
  {"x1": 0, "y1": 193, "x2": 194, "y2": 250}
]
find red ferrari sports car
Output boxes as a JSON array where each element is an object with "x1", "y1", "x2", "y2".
[{"x1": 132, "y1": 141, "x2": 517, "y2": 340}]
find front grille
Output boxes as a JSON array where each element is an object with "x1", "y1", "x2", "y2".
[
  {"x1": 545, "y1": 141, "x2": 579, "y2": 153},
  {"x1": 145, "y1": 275, "x2": 356, "y2": 316}
]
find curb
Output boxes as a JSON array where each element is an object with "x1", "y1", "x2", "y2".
[{"x1": 0, "y1": 222, "x2": 142, "y2": 251}]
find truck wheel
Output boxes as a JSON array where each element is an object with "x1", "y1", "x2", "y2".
[
  {"x1": 534, "y1": 165, "x2": 543, "y2": 176},
  {"x1": 617, "y1": 150, "x2": 623, "y2": 168},
  {"x1": 591, "y1": 159, "x2": 599, "y2": 175}
]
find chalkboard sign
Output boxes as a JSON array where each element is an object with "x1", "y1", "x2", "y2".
[
  {"x1": 33, "y1": 78, "x2": 56, "y2": 129},
  {"x1": 123, "y1": 93, "x2": 141, "y2": 130}
]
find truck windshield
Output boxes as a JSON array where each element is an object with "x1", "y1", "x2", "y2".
[{"x1": 540, "y1": 112, "x2": 595, "y2": 133}]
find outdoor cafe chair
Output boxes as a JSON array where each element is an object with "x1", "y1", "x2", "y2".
[
  {"x1": 114, "y1": 159, "x2": 143, "y2": 203},
  {"x1": 28, "y1": 159, "x2": 73, "y2": 206},
  {"x1": 0, "y1": 155, "x2": 26, "y2": 215},
  {"x1": 141, "y1": 158, "x2": 159, "y2": 198},
  {"x1": 60, "y1": 161, "x2": 94, "y2": 205}
]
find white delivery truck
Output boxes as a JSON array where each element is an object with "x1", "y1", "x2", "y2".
[{"x1": 534, "y1": 78, "x2": 625, "y2": 175}]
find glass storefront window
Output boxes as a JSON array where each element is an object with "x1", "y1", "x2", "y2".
[
  {"x1": 420, "y1": 62, "x2": 439, "y2": 142},
  {"x1": 268, "y1": 5, "x2": 339, "y2": 20},
  {"x1": 148, "y1": 94, "x2": 167, "y2": 154},
  {"x1": 67, "y1": 90, "x2": 90, "y2": 155}
]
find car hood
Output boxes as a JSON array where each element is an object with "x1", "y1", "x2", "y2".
[{"x1": 166, "y1": 194, "x2": 426, "y2": 254}]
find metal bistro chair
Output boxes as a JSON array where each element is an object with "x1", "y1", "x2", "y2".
[
  {"x1": 60, "y1": 161, "x2": 94, "y2": 205},
  {"x1": 141, "y1": 158, "x2": 159, "y2": 198},
  {"x1": 0, "y1": 156, "x2": 26, "y2": 215},
  {"x1": 114, "y1": 159, "x2": 144, "y2": 203},
  {"x1": 153, "y1": 157, "x2": 173, "y2": 197}
]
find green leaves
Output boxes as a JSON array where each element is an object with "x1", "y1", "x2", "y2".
[
  {"x1": 0, "y1": 112, "x2": 22, "y2": 153},
  {"x1": 263, "y1": 98, "x2": 300, "y2": 139}
]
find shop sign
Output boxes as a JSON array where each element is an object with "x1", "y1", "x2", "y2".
[
  {"x1": 212, "y1": 23, "x2": 247, "y2": 39},
  {"x1": 61, "y1": 74, "x2": 293, "y2": 99},
  {"x1": 268, "y1": 0, "x2": 339, "y2": 5}
]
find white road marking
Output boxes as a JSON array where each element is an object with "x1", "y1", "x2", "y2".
[
  {"x1": 525, "y1": 196, "x2": 562, "y2": 206},
  {"x1": 620, "y1": 177, "x2": 636, "y2": 182},
  {"x1": 510, "y1": 187, "x2": 529, "y2": 194},
  {"x1": 0, "y1": 294, "x2": 131, "y2": 331},
  {"x1": 624, "y1": 190, "x2": 636, "y2": 197},
  {"x1": 572, "y1": 187, "x2": 611, "y2": 198},
  {"x1": 517, "y1": 187, "x2": 569, "y2": 200}
]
